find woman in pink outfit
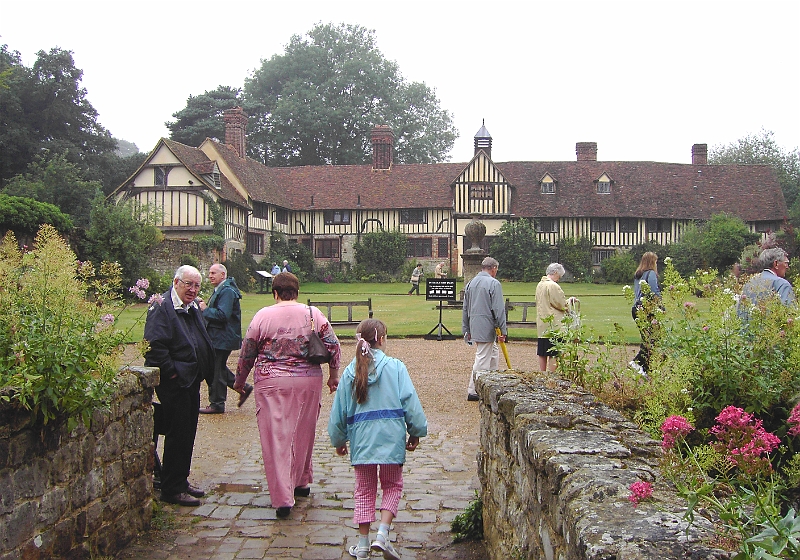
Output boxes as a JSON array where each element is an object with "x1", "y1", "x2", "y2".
[{"x1": 234, "y1": 272, "x2": 341, "y2": 518}]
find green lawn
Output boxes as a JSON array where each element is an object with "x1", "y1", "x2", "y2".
[{"x1": 116, "y1": 281, "x2": 638, "y2": 343}]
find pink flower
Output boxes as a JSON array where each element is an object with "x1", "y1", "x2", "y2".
[
  {"x1": 788, "y1": 403, "x2": 800, "y2": 437},
  {"x1": 702, "y1": 325, "x2": 710, "y2": 332},
  {"x1": 148, "y1": 293, "x2": 164, "y2": 305},
  {"x1": 661, "y1": 415, "x2": 694, "y2": 450},
  {"x1": 129, "y1": 286, "x2": 147, "y2": 300},
  {"x1": 135, "y1": 278, "x2": 150, "y2": 290},
  {"x1": 683, "y1": 301, "x2": 696, "y2": 309},
  {"x1": 711, "y1": 406, "x2": 781, "y2": 476},
  {"x1": 101, "y1": 314, "x2": 115, "y2": 324},
  {"x1": 628, "y1": 481, "x2": 653, "y2": 506}
]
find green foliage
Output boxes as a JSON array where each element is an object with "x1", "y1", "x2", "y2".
[
  {"x1": 268, "y1": 233, "x2": 315, "y2": 279},
  {"x1": 0, "y1": 226, "x2": 124, "y2": 430},
  {"x1": 0, "y1": 44, "x2": 116, "y2": 184},
  {"x1": 710, "y1": 129, "x2": 800, "y2": 219},
  {"x1": 354, "y1": 229, "x2": 407, "y2": 276},
  {"x1": 600, "y1": 251, "x2": 637, "y2": 284},
  {"x1": 701, "y1": 213, "x2": 760, "y2": 272},
  {"x1": 193, "y1": 234, "x2": 225, "y2": 252},
  {"x1": 199, "y1": 193, "x2": 225, "y2": 237},
  {"x1": 2, "y1": 152, "x2": 102, "y2": 229},
  {"x1": 166, "y1": 86, "x2": 248, "y2": 147},
  {"x1": 489, "y1": 218, "x2": 551, "y2": 281},
  {"x1": 223, "y1": 251, "x2": 258, "y2": 291},
  {"x1": 556, "y1": 236, "x2": 593, "y2": 281},
  {"x1": 0, "y1": 193, "x2": 73, "y2": 235},
  {"x1": 179, "y1": 254, "x2": 199, "y2": 269},
  {"x1": 242, "y1": 23, "x2": 457, "y2": 166},
  {"x1": 451, "y1": 492, "x2": 483, "y2": 542},
  {"x1": 82, "y1": 198, "x2": 163, "y2": 289},
  {"x1": 628, "y1": 241, "x2": 669, "y2": 268}
]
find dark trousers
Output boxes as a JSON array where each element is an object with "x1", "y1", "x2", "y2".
[
  {"x1": 154, "y1": 375, "x2": 201, "y2": 496},
  {"x1": 408, "y1": 282, "x2": 420, "y2": 295},
  {"x1": 632, "y1": 305, "x2": 655, "y2": 372},
  {"x1": 207, "y1": 350, "x2": 235, "y2": 410}
]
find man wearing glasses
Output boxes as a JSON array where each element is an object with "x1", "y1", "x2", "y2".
[
  {"x1": 144, "y1": 265, "x2": 215, "y2": 506},
  {"x1": 738, "y1": 248, "x2": 796, "y2": 322}
]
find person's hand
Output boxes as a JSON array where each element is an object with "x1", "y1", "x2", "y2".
[
  {"x1": 197, "y1": 299, "x2": 207, "y2": 310},
  {"x1": 327, "y1": 369, "x2": 340, "y2": 393},
  {"x1": 406, "y1": 436, "x2": 420, "y2": 451},
  {"x1": 336, "y1": 445, "x2": 348, "y2": 456},
  {"x1": 464, "y1": 333, "x2": 472, "y2": 346},
  {"x1": 498, "y1": 334, "x2": 508, "y2": 343}
]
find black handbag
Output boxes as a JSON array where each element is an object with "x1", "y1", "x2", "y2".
[{"x1": 307, "y1": 306, "x2": 332, "y2": 364}]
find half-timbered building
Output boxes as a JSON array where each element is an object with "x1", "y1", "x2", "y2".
[{"x1": 113, "y1": 108, "x2": 786, "y2": 275}]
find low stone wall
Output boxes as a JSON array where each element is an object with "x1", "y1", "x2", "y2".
[
  {"x1": 0, "y1": 367, "x2": 158, "y2": 560},
  {"x1": 476, "y1": 372, "x2": 727, "y2": 560},
  {"x1": 148, "y1": 239, "x2": 220, "y2": 276}
]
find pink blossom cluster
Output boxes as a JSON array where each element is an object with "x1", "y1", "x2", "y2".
[
  {"x1": 788, "y1": 403, "x2": 800, "y2": 437},
  {"x1": 711, "y1": 406, "x2": 780, "y2": 475},
  {"x1": 129, "y1": 278, "x2": 151, "y2": 300},
  {"x1": 661, "y1": 415, "x2": 694, "y2": 450},
  {"x1": 101, "y1": 314, "x2": 115, "y2": 324},
  {"x1": 628, "y1": 481, "x2": 653, "y2": 506},
  {"x1": 148, "y1": 293, "x2": 164, "y2": 305}
]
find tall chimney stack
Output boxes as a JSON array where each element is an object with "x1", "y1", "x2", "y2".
[
  {"x1": 224, "y1": 107, "x2": 248, "y2": 158},
  {"x1": 371, "y1": 125, "x2": 394, "y2": 170},
  {"x1": 474, "y1": 120, "x2": 492, "y2": 159},
  {"x1": 692, "y1": 143, "x2": 708, "y2": 165},
  {"x1": 576, "y1": 142, "x2": 598, "y2": 161}
]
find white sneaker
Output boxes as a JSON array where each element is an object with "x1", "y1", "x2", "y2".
[
  {"x1": 349, "y1": 543, "x2": 370, "y2": 559},
  {"x1": 371, "y1": 531, "x2": 401, "y2": 560}
]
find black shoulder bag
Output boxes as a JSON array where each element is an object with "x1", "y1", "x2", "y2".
[{"x1": 307, "y1": 306, "x2": 332, "y2": 364}]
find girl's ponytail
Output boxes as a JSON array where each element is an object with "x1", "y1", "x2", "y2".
[{"x1": 353, "y1": 319, "x2": 387, "y2": 404}]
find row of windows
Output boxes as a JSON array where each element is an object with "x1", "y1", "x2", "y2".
[
  {"x1": 245, "y1": 234, "x2": 450, "y2": 259},
  {"x1": 536, "y1": 218, "x2": 671, "y2": 233},
  {"x1": 323, "y1": 210, "x2": 428, "y2": 226}
]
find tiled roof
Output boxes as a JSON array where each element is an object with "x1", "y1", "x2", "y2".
[
  {"x1": 498, "y1": 160, "x2": 786, "y2": 221},
  {"x1": 163, "y1": 139, "x2": 249, "y2": 208}
]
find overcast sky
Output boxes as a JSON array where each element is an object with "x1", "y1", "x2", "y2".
[{"x1": 2, "y1": 0, "x2": 798, "y2": 164}]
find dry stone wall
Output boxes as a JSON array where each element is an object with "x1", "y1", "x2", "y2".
[
  {"x1": 476, "y1": 372, "x2": 728, "y2": 560},
  {"x1": 0, "y1": 367, "x2": 158, "y2": 560}
]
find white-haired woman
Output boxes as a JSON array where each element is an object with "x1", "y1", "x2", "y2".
[{"x1": 535, "y1": 263, "x2": 569, "y2": 372}]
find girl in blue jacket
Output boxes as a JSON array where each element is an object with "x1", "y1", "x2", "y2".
[{"x1": 328, "y1": 319, "x2": 427, "y2": 560}]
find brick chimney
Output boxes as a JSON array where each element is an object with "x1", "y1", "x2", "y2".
[
  {"x1": 371, "y1": 125, "x2": 394, "y2": 170},
  {"x1": 576, "y1": 142, "x2": 598, "y2": 161},
  {"x1": 224, "y1": 107, "x2": 248, "y2": 158},
  {"x1": 692, "y1": 143, "x2": 708, "y2": 165},
  {"x1": 474, "y1": 120, "x2": 492, "y2": 159}
]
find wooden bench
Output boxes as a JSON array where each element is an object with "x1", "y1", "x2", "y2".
[
  {"x1": 307, "y1": 299, "x2": 373, "y2": 327},
  {"x1": 505, "y1": 299, "x2": 537, "y2": 328}
]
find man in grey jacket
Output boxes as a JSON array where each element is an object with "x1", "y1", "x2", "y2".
[
  {"x1": 737, "y1": 247, "x2": 795, "y2": 323},
  {"x1": 462, "y1": 256, "x2": 507, "y2": 401}
]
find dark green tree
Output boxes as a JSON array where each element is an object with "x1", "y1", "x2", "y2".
[
  {"x1": 489, "y1": 219, "x2": 550, "y2": 281},
  {"x1": 0, "y1": 45, "x2": 116, "y2": 184},
  {"x1": 354, "y1": 230, "x2": 407, "y2": 275},
  {"x1": 268, "y1": 233, "x2": 315, "y2": 278},
  {"x1": 242, "y1": 23, "x2": 457, "y2": 166},
  {"x1": 556, "y1": 236, "x2": 593, "y2": 281},
  {"x1": 709, "y1": 129, "x2": 800, "y2": 221},
  {"x1": 668, "y1": 223, "x2": 705, "y2": 277},
  {"x1": 2, "y1": 152, "x2": 101, "y2": 229},
  {"x1": 166, "y1": 86, "x2": 248, "y2": 147},
  {"x1": 600, "y1": 252, "x2": 637, "y2": 284},
  {"x1": 82, "y1": 198, "x2": 162, "y2": 288},
  {"x1": 0, "y1": 193, "x2": 73, "y2": 236},
  {"x1": 700, "y1": 213, "x2": 760, "y2": 272},
  {"x1": 223, "y1": 251, "x2": 259, "y2": 292}
]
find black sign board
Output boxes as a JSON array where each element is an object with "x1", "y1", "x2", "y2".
[{"x1": 425, "y1": 279, "x2": 457, "y2": 301}]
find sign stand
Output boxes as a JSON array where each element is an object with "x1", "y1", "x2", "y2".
[{"x1": 423, "y1": 279, "x2": 458, "y2": 341}]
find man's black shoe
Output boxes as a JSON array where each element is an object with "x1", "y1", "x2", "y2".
[
  {"x1": 186, "y1": 484, "x2": 205, "y2": 498},
  {"x1": 160, "y1": 492, "x2": 201, "y2": 506},
  {"x1": 199, "y1": 406, "x2": 224, "y2": 414},
  {"x1": 467, "y1": 393, "x2": 479, "y2": 402}
]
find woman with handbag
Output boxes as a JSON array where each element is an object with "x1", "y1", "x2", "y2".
[
  {"x1": 630, "y1": 252, "x2": 661, "y2": 374},
  {"x1": 234, "y1": 272, "x2": 341, "y2": 518}
]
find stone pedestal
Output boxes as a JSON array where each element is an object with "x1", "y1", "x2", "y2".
[
  {"x1": 461, "y1": 215, "x2": 487, "y2": 288},
  {"x1": 461, "y1": 253, "x2": 486, "y2": 288}
]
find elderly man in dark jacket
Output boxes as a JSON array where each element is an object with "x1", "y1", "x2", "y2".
[
  {"x1": 198, "y1": 263, "x2": 252, "y2": 413},
  {"x1": 145, "y1": 265, "x2": 214, "y2": 506}
]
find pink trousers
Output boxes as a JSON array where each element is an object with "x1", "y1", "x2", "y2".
[
  {"x1": 254, "y1": 375, "x2": 322, "y2": 509},
  {"x1": 353, "y1": 463, "x2": 404, "y2": 524}
]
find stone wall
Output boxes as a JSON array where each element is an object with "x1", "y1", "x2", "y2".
[
  {"x1": 0, "y1": 367, "x2": 158, "y2": 560},
  {"x1": 147, "y1": 239, "x2": 220, "y2": 276},
  {"x1": 476, "y1": 372, "x2": 726, "y2": 560}
]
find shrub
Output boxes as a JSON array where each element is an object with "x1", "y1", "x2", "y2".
[
  {"x1": 0, "y1": 225, "x2": 125, "y2": 430},
  {"x1": 224, "y1": 251, "x2": 258, "y2": 291},
  {"x1": 354, "y1": 230, "x2": 407, "y2": 276},
  {"x1": 556, "y1": 236, "x2": 593, "y2": 281},
  {"x1": 600, "y1": 251, "x2": 636, "y2": 284},
  {"x1": 179, "y1": 254, "x2": 200, "y2": 269}
]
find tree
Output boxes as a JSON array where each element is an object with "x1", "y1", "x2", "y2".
[
  {"x1": 699, "y1": 213, "x2": 759, "y2": 272},
  {"x1": 0, "y1": 193, "x2": 73, "y2": 236},
  {"x1": 2, "y1": 152, "x2": 101, "y2": 229},
  {"x1": 556, "y1": 236, "x2": 593, "y2": 281},
  {"x1": 82, "y1": 198, "x2": 162, "y2": 289},
  {"x1": 489, "y1": 219, "x2": 550, "y2": 281},
  {"x1": 241, "y1": 23, "x2": 457, "y2": 166},
  {"x1": 709, "y1": 129, "x2": 800, "y2": 219},
  {"x1": 354, "y1": 230, "x2": 408, "y2": 275},
  {"x1": 166, "y1": 86, "x2": 248, "y2": 147},
  {"x1": 0, "y1": 45, "x2": 116, "y2": 184}
]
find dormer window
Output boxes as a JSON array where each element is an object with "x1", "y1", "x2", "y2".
[
  {"x1": 154, "y1": 166, "x2": 170, "y2": 187},
  {"x1": 596, "y1": 173, "x2": 612, "y2": 194},
  {"x1": 540, "y1": 174, "x2": 556, "y2": 194}
]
